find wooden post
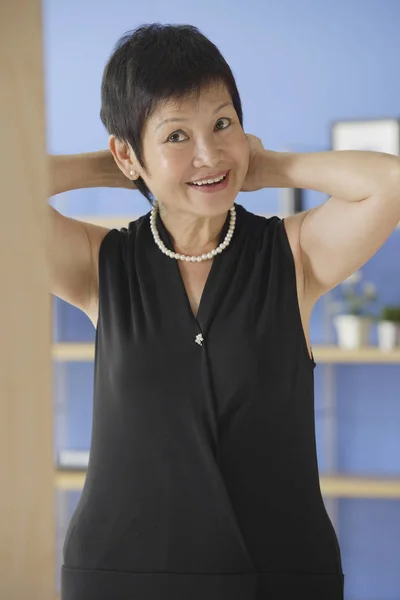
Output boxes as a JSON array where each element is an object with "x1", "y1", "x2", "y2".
[{"x1": 0, "y1": 2, "x2": 55, "y2": 599}]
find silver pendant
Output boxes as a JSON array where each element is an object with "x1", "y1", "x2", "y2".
[{"x1": 195, "y1": 333, "x2": 204, "y2": 346}]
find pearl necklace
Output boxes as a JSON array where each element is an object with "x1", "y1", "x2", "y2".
[{"x1": 150, "y1": 201, "x2": 236, "y2": 262}]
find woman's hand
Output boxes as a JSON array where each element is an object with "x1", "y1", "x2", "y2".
[
  {"x1": 240, "y1": 134, "x2": 265, "y2": 192},
  {"x1": 240, "y1": 135, "x2": 293, "y2": 192}
]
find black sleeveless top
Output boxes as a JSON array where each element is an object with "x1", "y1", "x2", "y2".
[{"x1": 61, "y1": 203, "x2": 344, "y2": 600}]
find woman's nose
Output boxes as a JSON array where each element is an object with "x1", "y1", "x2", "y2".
[{"x1": 192, "y1": 137, "x2": 223, "y2": 169}]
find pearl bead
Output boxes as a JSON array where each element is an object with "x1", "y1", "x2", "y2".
[{"x1": 150, "y1": 201, "x2": 236, "y2": 262}]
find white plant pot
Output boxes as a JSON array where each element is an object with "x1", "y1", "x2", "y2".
[
  {"x1": 377, "y1": 321, "x2": 398, "y2": 351},
  {"x1": 333, "y1": 315, "x2": 371, "y2": 349}
]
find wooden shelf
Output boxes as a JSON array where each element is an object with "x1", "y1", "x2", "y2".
[
  {"x1": 55, "y1": 470, "x2": 86, "y2": 491},
  {"x1": 52, "y1": 343, "x2": 400, "y2": 363},
  {"x1": 321, "y1": 475, "x2": 400, "y2": 498},
  {"x1": 54, "y1": 470, "x2": 400, "y2": 498},
  {"x1": 53, "y1": 343, "x2": 94, "y2": 361},
  {"x1": 314, "y1": 345, "x2": 400, "y2": 364}
]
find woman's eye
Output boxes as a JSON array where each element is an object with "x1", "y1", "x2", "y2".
[
  {"x1": 168, "y1": 131, "x2": 188, "y2": 143},
  {"x1": 215, "y1": 117, "x2": 231, "y2": 130},
  {"x1": 167, "y1": 118, "x2": 230, "y2": 143}
]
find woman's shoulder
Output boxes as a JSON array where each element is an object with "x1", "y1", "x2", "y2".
[
  {"x1": 236, "y1": 203, "x2": 282, "y2": 235},
  {"x1": 99, "y1": 212, "x2": 150, "y2": 249}
]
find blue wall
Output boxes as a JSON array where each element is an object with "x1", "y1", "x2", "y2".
[{"x1": 44, "y1": 1, "x2": 400, "y2": 598}]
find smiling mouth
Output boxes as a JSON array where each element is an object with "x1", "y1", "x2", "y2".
[{"x1": 187, "y1": 171, "x2": 230, "y2": 188}]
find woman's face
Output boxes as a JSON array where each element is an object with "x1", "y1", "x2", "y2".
[{"x1": 137, "y1": 82, "x2": 250, "y2": 218}]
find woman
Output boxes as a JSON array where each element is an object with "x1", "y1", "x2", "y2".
[{"x1": 52, "y1": 24, "x2": 400, "y2": 600}]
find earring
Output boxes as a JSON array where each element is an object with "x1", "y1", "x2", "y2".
[{"x1": 130, "y1": 169, "x2": 136, "y2": 177}]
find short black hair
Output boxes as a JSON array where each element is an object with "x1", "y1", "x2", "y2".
[{"x1": 100, "y1": 23, "x2": 244, "y2": 203}]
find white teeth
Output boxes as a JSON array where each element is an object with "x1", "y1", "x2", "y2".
[{"x1": 191, "y1": 173, "x2": 226, "y2": 186}]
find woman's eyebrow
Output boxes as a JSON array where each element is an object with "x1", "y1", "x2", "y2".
[{"x1": 155, "y1": 101, "x2": 233, "y2": 131}]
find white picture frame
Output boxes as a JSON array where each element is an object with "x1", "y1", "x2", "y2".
[{"x1": 331, "y1": 118, "x2": 400, "y2": 156}]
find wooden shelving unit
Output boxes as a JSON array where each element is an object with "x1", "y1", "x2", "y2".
[
  {"x1": 52, "y1": 342, "x2": 400, "y2": 363},
  {"x1": 53, "y1": 214, "x2": 400, "y2": 530},
  {"x1": 52, "y1": 341, "x2": 400, "y2": 500},
  {"x1": 53, "y1": 213, "x2": 400, "y2": 600}
]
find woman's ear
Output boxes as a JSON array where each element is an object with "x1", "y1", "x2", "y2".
[{"x1": 108, "y1": 135, "x2": 140, "y2": 181}]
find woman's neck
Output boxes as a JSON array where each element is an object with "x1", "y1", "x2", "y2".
[{"x1": 158, "y1": 203, "x2": 228, "y2": 256}]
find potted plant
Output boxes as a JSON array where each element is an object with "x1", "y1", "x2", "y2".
[
  {"x1": 330, "y1": 270, "x2": 378, "y2": 349},
  {"x1": 377, "y1": 306, "x2": 400, "y2": 351}
]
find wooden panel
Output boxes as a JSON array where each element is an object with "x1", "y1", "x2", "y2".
[{"x1": 0, "y1": 3, "x2": 55, "y2": 599}]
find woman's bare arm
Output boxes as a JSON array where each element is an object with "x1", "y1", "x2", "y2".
[
  {"x1": 48, "y1": 150, "x2": 135, "y2": 325},
  {"x1": 48, "y1": 150, "x2": 136, "y2": 197}
]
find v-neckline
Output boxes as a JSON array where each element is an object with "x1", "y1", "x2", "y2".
[{"x1": 155, "y1": 206, "x2": 235, "y2": 330}]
